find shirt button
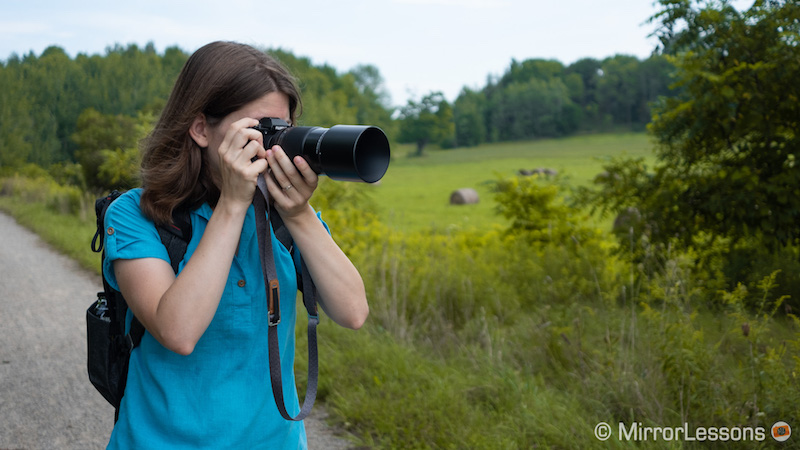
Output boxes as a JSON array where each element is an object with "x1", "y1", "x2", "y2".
[
  {"x1": 237, "y1": 279, "x2": 246, "y2": 288},
  {"x1": 107, "y1": 227, "x2": 114, "y2": 235}
]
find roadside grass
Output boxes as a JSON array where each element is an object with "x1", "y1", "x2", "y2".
[{"x1": 0, "y1": 196, "x2": 97, "y2": 272}]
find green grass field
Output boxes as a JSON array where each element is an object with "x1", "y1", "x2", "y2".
[{"x1": 365, "y1": 132, "x2": 655, "y2": 231}]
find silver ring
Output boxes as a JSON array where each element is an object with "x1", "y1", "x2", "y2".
[{"x1": 283, "y1": 184, "x2": 294, "y2": 191}]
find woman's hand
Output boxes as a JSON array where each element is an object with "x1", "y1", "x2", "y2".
[
  {"x1": 216, "y1": 118, "x2": 268, "y2": 211},
  {"x1": 264, "y1": 145, "x2": 319, "y2": 218},
  {"x1": 264, "y1": 147, "x2": 368, "y2": 330}
]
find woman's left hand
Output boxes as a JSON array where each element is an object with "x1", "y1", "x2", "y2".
[
  {"x1": 264, "y1": 145, "x2": 318, "y2": 219},
  {"x1": 265, "y1": 145, "x2": 369, "y2": 330}
]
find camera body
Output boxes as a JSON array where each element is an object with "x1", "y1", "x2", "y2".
[{"x1": 252, "y1": 118, "x2": 390, "y2": 183}]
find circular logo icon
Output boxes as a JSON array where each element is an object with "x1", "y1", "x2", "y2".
[
  {"x1": 772, "y1": 421, "x2": 791, "y2": 442},
  {"x1": 594, "y1": 422, "x2": 612, "y2": 441}
]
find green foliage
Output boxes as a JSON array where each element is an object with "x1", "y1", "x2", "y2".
[
  {"x1": 495, "y1": 174, "x2": 595, "y2": 244},
  {"x1": 0, "y1": 172, "x2": 90, "y2": 218},
  {"x1": 488, "y1": 77, "x2": 577, "y2": 140},
  {"x1": 581, "y1": 0, "x2": 800, "y2": 310},
  {"x1": 452, "y1": 88, "x2": 486, "y2": 147},
  {"x1": 72, "y1": 108, "x2": 150, "y2": 191},
  {"x1": 268, "y1": 49, "x2": 395, "y2": 135},
  {"x1": 397, "y1": 92, "x2": 455, "y2": 156},
  {"x1": 454, "y1": 54, "x2": 674, "y2": 148},
  {"x1": 645, "y1": 0, "x2": 800, "y2": 248},
  {"x1": 0, "y1": 43, "x2": 187, "y2": 167},
  {"x1": 97, "y1": 147, "x2": 141, "y2": 190},
  {"x1": 0, "y1": 44, "x2": 394, "y2": 173}
]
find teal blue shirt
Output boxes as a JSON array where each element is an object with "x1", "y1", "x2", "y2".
[{"x1": 103, "y1": 189, "x2": 310, "y2": 449}]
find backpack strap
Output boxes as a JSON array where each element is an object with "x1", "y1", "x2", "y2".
[
  {"x1": 157, "y1": 209, "x2": 193, "y2": 273},
  {"x1": 253, "y1": 174, "x2": 318, "y2": 421}
]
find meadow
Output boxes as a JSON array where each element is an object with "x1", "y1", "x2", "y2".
[
  {"x1": 368, "y1": 132, "x2": 654, "y2": 231},
  {"x1": 2, "y1": 132, "x2": 798, "y2": 449}
]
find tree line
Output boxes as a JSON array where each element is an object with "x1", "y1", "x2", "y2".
[
  {"x1": 0, "y1": 41, "x2": 674, "y2": 177},
  {"x1": 397, "y1": 54, "x2": 673, "y2": 154},
  {"x1": 0, "y1": 43, "x2": 396, "y2": 191}
]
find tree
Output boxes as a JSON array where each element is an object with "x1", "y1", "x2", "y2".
[
  {"x1": 587, "y1": 0, "x2": 800, "y2": 250},
  {"x1": 453, "y1": 88, "x2": 486, "y2": 147},
  {"x1": 72, "y1": 108, "x2": 151, "y2": 191},
  {"x1": 397, "y1": 92, "x2": 454, "y2": 156},
  {"x1": 596, "y1": 55, "x2": 642, "y2": 127},
  {"x1": 487, "y1": 78, "x2": 576, "y2": 140}
]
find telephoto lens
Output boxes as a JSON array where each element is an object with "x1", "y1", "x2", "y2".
[{"x1": 254, "y1": 118, "x2": 390, "y2": 183}]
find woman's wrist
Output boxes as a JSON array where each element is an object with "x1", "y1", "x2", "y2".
[
  {"x1": 280, "y1": 203, "x2": 316, "y2": 227},
  {"x1": 215, "y1": 192, "x2": 253, "y2": 219}
]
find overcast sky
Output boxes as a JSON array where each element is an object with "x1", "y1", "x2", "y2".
[{"x1": 1, "y1": 0, "x2": 752, "y2": 107}]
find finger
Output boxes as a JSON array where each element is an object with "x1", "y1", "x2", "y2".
[
  {"x1": 220, "y1": 118, "x2": 261, "y2": 156},
  {"x1": 264, "y1": 168, "x2": 299, "y2": 207},
  {"x1": 266, "y1": 147, "x2": 300, "y2": 192},
  {"x1": 270, "y1": 146, "x2": 317, "y2": 193},
  {"x1": 238, "y1": 139, "x2": 265, "y2": 165},
  {"x1": 291, "y1": 155, "x2": 319, "y2": 188}
]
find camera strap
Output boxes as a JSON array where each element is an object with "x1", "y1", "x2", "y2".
[{"x1": 253, "y1": 173, "x2": 319, "y2": 421}]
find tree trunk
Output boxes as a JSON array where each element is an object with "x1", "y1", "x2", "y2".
[{"x1": 415, "y1": 139, "x2": 427, "y2": 157}]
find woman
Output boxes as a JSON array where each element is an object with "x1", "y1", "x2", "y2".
[{"x1": 102, "y1": 41, "x2": 368, "y2": 448}]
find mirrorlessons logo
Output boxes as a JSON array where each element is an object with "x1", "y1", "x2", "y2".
[
  {"x1": 772, "y1": 421, "x2": 791, "y2": 442},
  {"x1": 593, "y1": 421, "x2": 792, "y2": 443}
]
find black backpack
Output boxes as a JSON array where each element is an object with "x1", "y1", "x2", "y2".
[
  {"x1": 86, "y1": 190, "x2": 191, "y2": 421},
  {"x1": 86, "y1": 188, "x2": 319, "y2": 422}
]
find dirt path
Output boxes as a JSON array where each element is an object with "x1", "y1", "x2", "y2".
[{"x1": 0, "y1": 211, "x2": 353, "y2": 449}]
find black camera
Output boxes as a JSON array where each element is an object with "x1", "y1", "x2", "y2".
[{"x1": 252, "y1": 118, "x2": 390, "y2": 183}]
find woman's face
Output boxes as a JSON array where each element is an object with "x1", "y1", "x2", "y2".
[{"x1": 201, "y1": 91, "x2": 291, "y2": 181}]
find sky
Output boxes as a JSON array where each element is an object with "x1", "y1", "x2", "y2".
[{"x1": 1, "y1": 0, "x2": 751, "y2": 107}]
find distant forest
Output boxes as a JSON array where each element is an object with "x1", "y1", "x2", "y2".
[{"x1": 0, "y1": 42, "x2": 673, "y2": 168}]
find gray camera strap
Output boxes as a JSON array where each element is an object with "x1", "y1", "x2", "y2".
[{"x1": 253, "y1": 173, "x2": 319, "y2": 421}]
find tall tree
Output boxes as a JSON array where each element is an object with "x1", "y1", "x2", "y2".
[
  {"x1": 453, "y1": 88, "x2": 486, "y2": 147},
  {"x1": 588, "y1": 0, "x2": 800, "y2": 250}
]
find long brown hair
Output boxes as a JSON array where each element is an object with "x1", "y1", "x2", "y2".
[{"x1": 140, "y1": 41, "x2": 302, "y2": 225}]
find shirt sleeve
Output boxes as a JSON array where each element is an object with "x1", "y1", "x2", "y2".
[{"x1": 102, "y1": 189, "x2": 170, "y2": 291}]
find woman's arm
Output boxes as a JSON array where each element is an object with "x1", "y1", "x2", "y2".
[
  {"x1": 265, "y1": 147, "x2": 369, "y2": 330},
  {"x1": 114, "y1": 203, "x2": 247, "y2": 355}
]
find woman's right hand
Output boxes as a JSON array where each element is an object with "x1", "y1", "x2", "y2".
[{"x1": 214, "y1": 117, "x2": 268, "y2": 212}]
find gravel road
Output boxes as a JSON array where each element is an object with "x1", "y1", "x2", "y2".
[{"x1": 0, "y1": 211, "x2": 353, "y2": 449}]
